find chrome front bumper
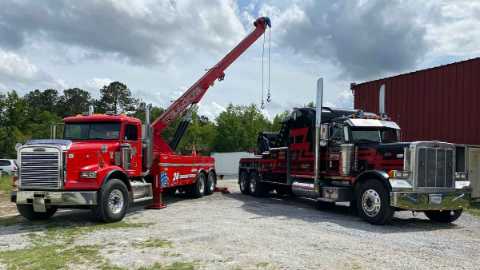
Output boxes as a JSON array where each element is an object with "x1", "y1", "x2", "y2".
[
  {"x1": 390, "y1": 190, "x2": 470, "y2": 211},
  {"x1": 12, "y1": 190, "x2": 98, "y2": 212}
]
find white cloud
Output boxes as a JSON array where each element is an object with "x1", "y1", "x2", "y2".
[
  {"x1": 422, "y1": 0, "x2": 480, "y2": 59},
  {"x1": 0, "y1": 49, "x2": 63, "y2": 91},
  {"x1": 197, "y1": 101, "x2": 226, "y2": 120},
  {"x1": 262, "y1": 0, "x2": 428, "y2": 80},
  {"x1": 0, "y1": 0, "x2": 246, "y2": 66},
  {"x1": 86, "y1": 78, "x2": 113, "y2": 91}
]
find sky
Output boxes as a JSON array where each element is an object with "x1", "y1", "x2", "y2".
[{"x1": 0, "y1": 0, "x2": 479, "y2": 120}]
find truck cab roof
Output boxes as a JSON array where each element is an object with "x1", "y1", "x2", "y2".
[
  {"x1": 64, "y1": 114, "x2": 141, "y2": 125},
  {"x1": 288, "y1": 107, "x2": 399, "y2": 128}
]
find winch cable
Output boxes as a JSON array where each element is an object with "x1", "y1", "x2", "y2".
[
  {"x1": 261, "y1": 31, "x2": 266, "y2": 109},
  {"x1": 260, "y1": 27, "x2": 272, "y2": 109},
  {"x1": 267, "y1": 27, "x2": 271, "y2": 103}
]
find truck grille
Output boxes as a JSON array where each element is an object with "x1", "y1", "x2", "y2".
[
  {"x1": 417, "y1": 147, "x2": 454, "y2": 188},
  {"x1": 20, "y1": 149, "x2": 62, "y2": 189}
]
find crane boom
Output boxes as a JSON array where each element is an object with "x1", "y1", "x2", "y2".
[{"x1": 151, "y1": 17, "x2": 271, "y2": 153}]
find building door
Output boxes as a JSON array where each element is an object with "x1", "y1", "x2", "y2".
[{"x1": 468, "y1": 147, "x2": 480, "y2": 199}]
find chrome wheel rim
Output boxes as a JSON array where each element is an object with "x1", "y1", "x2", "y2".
[
  {"x1": 199, "y1": 176, "x2": 205, "y2": 194},
  {"x1": 249, "y1": 177, "x2": 256, "y2": 193},
  {"x1": 361, "y1": 189, "x2": 381, "y2": 217},
  {"x1": 108, "y1": 189, "x2": 124, "y2": 215},
  {"x1": 208, "y1": 175, "x2": 215, "y2": 191}
]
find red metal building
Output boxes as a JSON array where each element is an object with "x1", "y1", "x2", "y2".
[{"x1": 352, "y1": 57, "x2": 480, "y2": 145}]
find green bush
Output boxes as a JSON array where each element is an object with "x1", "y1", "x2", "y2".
[{"x1": 0, "y1": 174, "x2": 12, "y2": 193}]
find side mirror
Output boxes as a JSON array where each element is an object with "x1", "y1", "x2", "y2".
[{"x1": 320, "y1": 124, "x2": 329, "y2": 146}]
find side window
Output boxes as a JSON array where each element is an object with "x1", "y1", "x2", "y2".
[
  {"x1": 330, "y1": 124, "x2": 344, "y2": 142},
  {"x1": 125, "y1": 125, "x2": 138, "y2": 141},
  {"x1": 0, "y1": 160, "x2": 10, "y2": 166}
]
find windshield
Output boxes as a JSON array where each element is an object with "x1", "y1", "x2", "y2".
[
  {"x1": 64, "y1": 122, "x2": 121, "y2": 140},
  {"x1": 351, "y1": 128, "x2": 399, "y2": 143}
]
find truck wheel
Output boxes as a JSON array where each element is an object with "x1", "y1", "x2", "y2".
[
  {"x1": 93, "y1": 179, "x2": 129, "y2": 223},
  {"x1": 249, "y1": 172, "x2": 265, "y2": 197},
  {"x1": 205, "y1": 171, "x2": 216, "y2": 195},
  {"x1": 239, "y1": 171, "x2": 250, "y2": 195},
  {"x1": 424, "y1": 209, "x2": 463, "y2": 223},
  {"x1": 189, "y1": 173, "x2": 206, "y2": 198},
  {"x1": 356, "y1": 179, "x2": 394, "y2": 225},
  {"x1": 17, "y1": 205, "x2": 57, "y2": 221}
]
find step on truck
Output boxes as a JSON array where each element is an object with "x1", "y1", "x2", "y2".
[
  {"x1": 239, "y1": 79, "x2": 470, "y2": 225},
  {"x1": 11, "y1": 17, "x2": 271, "y2": 223}
]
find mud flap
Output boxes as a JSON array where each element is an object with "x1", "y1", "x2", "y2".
[{"x1": 33, "y1": 196, "x2": 47, "y2": 213}]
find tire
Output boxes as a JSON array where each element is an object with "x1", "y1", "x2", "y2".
[
  {"x1": 249, "y1": 171, "x2": 266, "y2": 197},
  {"x1": 356, "y1": 179, "x2": 394, "y2": 225},
  {"x1": 93, "y1": 179, "x2": 129, "y2": 223},
  {"x1": 424, "y1": 209, "x2": 463, "y2": 223},
  {"x1": 17, "y1": 204, "x2": 57, "y2": 221},
  {"x1": 239, "y1": 171, "x2": 250, "y2": 195},
  {"x1": 189, "y1": 173, "x2": 206, "y2": 198},
  {"x1": 205, "y1": 171, "x2": 216, "y2": 195}
]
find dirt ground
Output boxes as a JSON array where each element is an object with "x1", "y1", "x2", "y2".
[
  {"x1": 0, "y1": 192, "x2": 15, "y2": 217},
  {"x1": 0, "y1": 179, "x2": 479, "y2": 270}
]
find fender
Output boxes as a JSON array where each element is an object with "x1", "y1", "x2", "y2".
[
  {"x1": 100, "y1": 168, "x2": 130, "y2": 191},
  {"x1": 354, "y1": 170, "x2": 391, "y2": 191}
]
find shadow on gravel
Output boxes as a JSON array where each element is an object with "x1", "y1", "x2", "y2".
[
  {"x1": 225, "y1": 191, "x2": 459, "y2": 234},
  {"x1": 0, "y1": 192, "x2": 195, "y2": 237}
]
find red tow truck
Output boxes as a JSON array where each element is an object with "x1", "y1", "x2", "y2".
[
  {"x1": 12, "y1": 17, "x2": 271, "y2": 222},
  {"x1": 239, "y1": 79, "x2": 471, "y2": 225}
]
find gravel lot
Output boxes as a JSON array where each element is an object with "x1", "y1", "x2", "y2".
[{"x1": 1, "y1": 179, "x2": 479, "y2": 270}]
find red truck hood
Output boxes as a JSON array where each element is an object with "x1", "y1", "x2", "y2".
[{"x1": 66, "y1": 141, "x2": 120, "y2": 179}]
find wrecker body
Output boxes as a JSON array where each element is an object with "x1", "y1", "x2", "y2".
[
  {"x1": 239, "y1": 80, "x2": 470, "y2": 225},
  {"x1": 12, "y1": 17, "x2": 271, "y2": 222}
]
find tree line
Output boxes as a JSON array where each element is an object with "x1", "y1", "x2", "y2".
[{"x1": 0, "y1": 81, "x2": 289, "y2": 158}]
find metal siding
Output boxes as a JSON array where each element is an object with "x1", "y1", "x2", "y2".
[{"x1": 353, "y1": 58, "x2": 480, "y2": 145}]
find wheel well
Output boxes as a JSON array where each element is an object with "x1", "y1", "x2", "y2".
[
  {"x1": 104, "y1": 170, "x2": 131, "y2": 191},
  {"x1": 354, "y1": 171, "x2": 391, "y2": 194}
]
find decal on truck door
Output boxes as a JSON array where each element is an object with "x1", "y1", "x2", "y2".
[
  {"x1": 173, "y1": 172, "x2": 197, "y2": 182},
  {"x1": 160, "y1": 172, "x2": 169, "y2": 187}
]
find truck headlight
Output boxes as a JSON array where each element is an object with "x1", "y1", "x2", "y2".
[
  {"x1": 455, "y1": 172, "x2": 467, "y2": 180},
  {"x1": 455, "y1": 180, "x2": 470, "y2": 189},
  {"x1": 80, "y1": 171, "x2": 97, "y2": 179}
]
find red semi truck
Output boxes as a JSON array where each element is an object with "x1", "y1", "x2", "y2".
[
  {"x1": 11, "y1": 17, "x2": 271, "y2": 223},
  {"x1": 239, "y1": 79, "x2": 471, "y2": 225}
]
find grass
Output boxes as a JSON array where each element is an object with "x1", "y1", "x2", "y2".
[
  {"x1": 137, "y1": 262, "x2": 196, "y2": 270},
  {"x1": 0, "y1": 174, "x2": 13, "y2": 193},
  {"x1": 0, "y1": 219, "x2": 196, "y2": 270},
  {"x1": 467, "y1": 202, "x2": 480, "y2": 217},
  {"x1": 255, "y1": 262, "x2": 276, "y2": 269},
  {"x1": 133, "y1": 238, "x2": 173, "y2": 249}
]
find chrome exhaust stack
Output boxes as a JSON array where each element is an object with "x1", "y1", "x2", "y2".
[
  {"x1": 314, "y1": 78, "x2": 323, "y2": 193},
  {"x1": 88, "y1": 105, "x2": 94, "y2": 116},
  {"x1": 379, "y1": 83, "x2": 386, "y2": 118},
  {"x1": 143, "y1": 104, "x2": 153, "y2": 172}
]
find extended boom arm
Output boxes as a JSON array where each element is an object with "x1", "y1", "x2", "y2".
[{"x1": 151, "y1": 17, "x2": 271, "y2": 153}]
